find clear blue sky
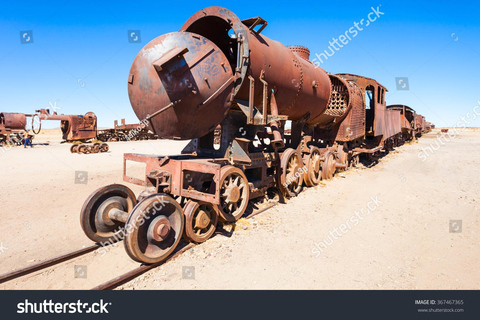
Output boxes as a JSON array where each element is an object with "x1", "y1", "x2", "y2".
[{"x1": 1, "y1": 0, "x2": 479, "y2": 128}]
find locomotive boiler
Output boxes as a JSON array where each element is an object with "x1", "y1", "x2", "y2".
[{"x1": 80, "y1": 7, "x2": 430, "y2": 264}]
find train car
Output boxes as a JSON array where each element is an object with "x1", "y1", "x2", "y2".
[
  {"x1": 79, "y1": 7, "x2": 431, "y2": 264},
  {"x1": 97, "y1": 119, "x2": 158, "y2": 142},
  {"x1": 414, "y1": 113, "x2": 424, "y2": 137},
  {"x1": 387, "y1": 104, "x2": 417, "y2": 141},
  {"x1": 335, "y1": 74, "x2": 402, "y2": 150},
  {"x1": 0, "y1": 112, "x2": 27, "y2": 145}
]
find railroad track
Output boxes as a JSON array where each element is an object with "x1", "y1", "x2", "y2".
[
  {"x1": 0, "y1": 244, "x2": 100, "y2": 284},
  {"x1": 0, "y1": 203, "x2": 277, "y2": 290}
]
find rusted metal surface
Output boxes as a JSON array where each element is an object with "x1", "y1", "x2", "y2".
[
  {"x1": 336, "y1": 74, "x2": 390, "y2": 140},
  {"x1": 123, "y1": 153, "x2": 222, "y2": 205},
  {"x1": 387, "y1": 104, "x2": 416, "y2": 140},
  {"x1": 128, "y1": 31, "x2": 235, "y2": 139},
  {"x1": 0, "y1": 112, "x2": 27, "y2": 133},
  {"x1": 71, "y1": 142, "x2": 109, "y2": 154},
  {"x1": 129, "y1": 6, "x2": 332, "y2": 141},
  {"x1": 0, "y1": 112, "x2": 27, "y2": 144},
  {"x1": 33, "y1": 109, "x2": 97, "y2": 141}
]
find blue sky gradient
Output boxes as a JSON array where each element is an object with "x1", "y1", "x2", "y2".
[{"x1": 1, "y1": 0, "x2": 479, "y2": 128}]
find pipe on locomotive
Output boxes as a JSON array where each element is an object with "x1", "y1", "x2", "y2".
[{"x1": 127, "y1": 6, "x2": 356, "y2": 143}]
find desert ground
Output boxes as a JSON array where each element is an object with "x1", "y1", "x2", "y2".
[{"x1": 0, "y1": 128, "x2": 478, "y2": 290}]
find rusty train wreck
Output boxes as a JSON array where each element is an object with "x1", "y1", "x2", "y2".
[
  {"x1": 0, "y1": 113, "x2": 28, "y2": 145},
  {"x1": 80, "y1": 7, "x2": 433, "y2": 263},
  {"x1": 0, "y1": 108, "x2": 159, "y2": 152}
]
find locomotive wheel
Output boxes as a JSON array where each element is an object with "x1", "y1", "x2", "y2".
[
  {"x1": 304, "y1": 147, "x2": 322, "y2": 187},
  {"x1": 93, "y1": 143, "x2": 101, "y2": 153},
  {"x1": 124, "y1": 194, "x2": 184, "y2": 264},
  {"x1": 70, "y1": 144, "x2": 79, "y2": 153},
  {"x1": 85, "y1": 145, "x2": 93, "y2": 154},
  {"x1": 217, "y1": 166, "x2": 249, "y2": 223},
  {"x1": 183, "y1": 200, "x2": 218, "y2": 243},
  {"x1": 100, "y1": 143, "x2": 109, "y2": 152},
  {"x1": 336, "y1": 146, "x2": 349, "y2": 171},
  {"x1": 280, "y1": 148, "x2": 304, "y2": 197},
  {"x1": 80, "y1": 184, "x2": 137, "y2": 243},
  {"x1": 77, "y1": 144, "x2": 87, "y2": 154},
  {"x1": 321, "y1": 151, "x2": 336, "y2": 180}
]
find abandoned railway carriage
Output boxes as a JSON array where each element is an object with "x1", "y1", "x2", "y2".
[
  {"x1": 80, "y1": 7, "x2": 431, "y2": 264},
  {"x1": 0, "y1": 112, "x2": 27, "y2": 145}
]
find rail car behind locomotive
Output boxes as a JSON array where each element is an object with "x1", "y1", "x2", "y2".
[
  {"x1": 0, "y1": 112, "x2": 27, "y2": 145},
  {"x1": 80, "y1": 6, "x2": 432, "y2": 264}
]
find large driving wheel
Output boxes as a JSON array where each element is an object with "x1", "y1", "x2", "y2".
[
  {"x1": 183, "y1": 200, "x2": 218, "y2": 243},
  {"x1": 80, "y1": 184, "x2": 137, "y2": 243},
  {"x1": 123, "y1": 194, "x2": 184, "y2": 264},
  {"x1": 280, "y1": 148, "x2": 304, "y2": 197},
  {"x1": 217, "y1": 166, "x2": 249, "y2": 223},
  {"x1": 304, "y1": 147, "x2": 322, "y2": 187}
]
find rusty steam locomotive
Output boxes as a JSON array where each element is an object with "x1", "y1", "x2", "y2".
[{"x1": 80, "y1": 7, "x2": 432, "y2": 264}]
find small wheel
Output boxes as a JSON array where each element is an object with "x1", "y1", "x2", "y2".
[
  {"x1": 80, "y1": 184, "x2": 137, "y2": 243},
  {"x1": 77, "y1": 144, "x2": 87, "y2": 154},
  {"x1": 183, "y1": 200, "x2": 218, "y2": 243},
  {"x1": 124, "y1": 194, "x2": 184, "y2": 264},
  {"x1": 322, "y1": 151, "x2": 336, "y2": 180},
  {"x1": 85, "y1": 145, "x2": 93, "y2": 154},
  {"x1": 100, "y1": 143, "x2": 109, "y2": 152},
  {"x1": 70, "y1": 144, "x2": 79, "y2": 153},
  {"x1": 280, "y1": 148, "x2": 304, "y2": 197},
  {"x1": 216, "y1": 166, "x2": 250, "y2": 222},
  {"x1": 304, "y1": 147, "x2": 322, "y2": 187},
  {"x1": 93, "y1": 143, "x2": 101, "y2": 153}
]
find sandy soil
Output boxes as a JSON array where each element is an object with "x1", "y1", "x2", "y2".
[{"x1": 0, "y1": 128, "x2": 478, "y2": 290}]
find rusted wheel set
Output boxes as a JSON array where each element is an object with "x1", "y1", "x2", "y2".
[{"x1": 70, "y1": 143, "x2": 109, "y2": 154}]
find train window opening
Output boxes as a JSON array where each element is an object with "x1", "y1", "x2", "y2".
[
  {"x1": 365, "y1": 86, "x2": 375, "y2": 134},
  {"x1": 213, "y1": 125, "x2": 221, "y2": 150},
  {"x1": 377, "y1": 86, "x2": 381, "y2": 103}
]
